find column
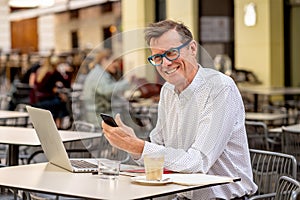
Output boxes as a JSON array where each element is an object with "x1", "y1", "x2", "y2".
[
  {"x1": 166, "y1": 0, "x2": 199, "y2": 41},
  {"x1": 0, "y1": 1, "x2": 11, "y2": 52},
  {"x1": 234, "y1": 0, "x2": 284, "y2": 87},
  {"x1": 121, "y1": 0, "x2": 157, "y2": 81}
]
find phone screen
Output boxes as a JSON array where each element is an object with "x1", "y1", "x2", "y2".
[{"x1": 100, "y1": 113, "x2": 118, "y2": 127}]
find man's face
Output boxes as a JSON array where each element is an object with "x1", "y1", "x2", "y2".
[{"x1": 149, "y1": 30, "x2": 197, "y2": 90}]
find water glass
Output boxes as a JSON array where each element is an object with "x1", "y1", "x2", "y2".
[{"x1": 98, "y1": 159, "x2": 121, "y2": 179}]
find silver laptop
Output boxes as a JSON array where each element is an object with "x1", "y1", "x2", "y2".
[{"x1": 26, "y1": 106, "x2": 98, "y2": 173}]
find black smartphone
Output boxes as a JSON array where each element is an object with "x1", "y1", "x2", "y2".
[{"x1": 100, "y1": 113, "x2": 118, "y2": 127}]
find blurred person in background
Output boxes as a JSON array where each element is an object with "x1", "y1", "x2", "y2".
[
  {"x1": 7, "y1": 61, "x2": 41, "y2": 111},
  {"x1": 30, "y1": 55, "x2": 72, "y2": 129},
  {"x1": 82, "y1": 49, "x2": 130, "y2": 125}
]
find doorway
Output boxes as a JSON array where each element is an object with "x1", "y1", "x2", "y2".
[{"x1": 284, "y1": 0, "x2": 300, "y2": 87}]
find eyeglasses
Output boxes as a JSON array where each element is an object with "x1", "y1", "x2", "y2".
[{"x1": 147, "y1": 40, "x2": 192, "y2": 66}]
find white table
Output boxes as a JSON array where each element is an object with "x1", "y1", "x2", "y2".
[
  {"x1": 0, "y1": 126, "x2": 101, "y2": 166},
  {"x1": 0, "y1": 162, "x2": 240, "y2": 200},
  {"x1": 239, "y1": 86, "x2": 300, "y2": 112},
  {"x1": 0, "y1": 110, "x2": 29, "y2": 126},
  {"x1": 246, "y1": 112, "x2": 288, "y2": 122},
  {"x1": 269, "y1": 123, "x2": 300, "y2": 133}
]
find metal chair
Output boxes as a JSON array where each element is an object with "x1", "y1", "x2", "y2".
[
  {"x1": 0, "y1": 103, "x2": 34, "y2": 165},
  {"x1": 0, "y1": 95, "x2": 9, "y2": 163},
  {"x1": 14, "y1": 103, "x2": 32, "y2": 127},
  {"x1": 0, "y1": 94, "x2": 10, "y2": 165},
  {"x1": 249, "y1": 175, "x2": 300, "y2": 200},
  {"x1": 71, "y1": 120, "x2": 96, "y2": 132},
  {"x1": 93, "y1": 135, "x2": 130, "y2": 164},
  {"x1": 261, "y1": 104, "x2": 289, "y2": 127},
  {"x1": 291, "y1": 188, "x2": 300, "y2": 200},
  {"x1": 66, "y1": 120, "x2": 97, "y2": 158},
  {"x1": 9, "y1": 82, "x2": 32, "y2": 109},
  {"x1": 70, "y1": 121, "x2": 130, "y2": 164},
  {"x1": 0, "y1": 94, "x2": 11, "y2": 110},
  {"x1": 246, "y1": 121, "x2": 282, "y2": 151},
  {"x1": 246, "y1": 121, "x2": 269, "y2": 150},
  {"x1": 282, "y1": 126, "x2": 300, "y2": 180},
  {"x1": 249, "y1": 149, "x2": 298, "y2": 200},
  {"x1": 0, "y1": 145, "x2": 7, "y2": 166}
]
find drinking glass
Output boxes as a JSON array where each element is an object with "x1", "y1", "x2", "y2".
[
  {"x1": 98, "y1": 159, "x2": 121, "y2": 179},
  {"x1": 144, "y1": 153, "x2": 164, "y2": 181}
]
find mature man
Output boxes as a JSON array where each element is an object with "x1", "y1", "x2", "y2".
[{"x1": 102, "y1": 20, "x2": 257, "y2": 200}]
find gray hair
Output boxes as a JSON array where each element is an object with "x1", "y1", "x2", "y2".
[{"x1": 144, "y1": 19, "x2": 193, "y2": 45}]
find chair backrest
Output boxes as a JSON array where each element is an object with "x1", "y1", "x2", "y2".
[
  {"x1": 71, "y1": 120, "x2": 96, "y2": 132},
  {"x1": 282, "y1": 126, "x2": 300, "y2": 180},
  {"x1": 11, "y1": 82, "x2": 32, "y2": 108},
  {"x1": 249, "y1": 149, "x2": 298, "y2": 196},
  {"x1": 291, "y1": 188, "x2": 300, "y2": 200},
  {"x1": 70, "y1": 120, "x2": 130, "y2": 163},
  {"x1": 66, "y1": 120, "x2": 96, "y2": 158},
  {"x1": 0, "y1": 94, "x2": 11, "y2": 110},
  {"x1": 274, "y1": 176, "x2": 300, "y2": 200},
  {"x1": 282, "y1": 126, "x2": 300, "y2": 163},
  {"x1": 246, "y1": 121, "x2": 269, "y2": 150},
  {"x1": 93, "y1": 135, "x2": 130, "y2": 164}
]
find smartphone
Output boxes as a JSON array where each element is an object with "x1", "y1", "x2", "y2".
[{"x1": 100, "y1": 113, "x2": 118, "y2": 127}]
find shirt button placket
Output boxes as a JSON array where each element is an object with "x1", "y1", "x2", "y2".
[{"x1": 177, "y1": 98, "x2": 184, "y2": 147}]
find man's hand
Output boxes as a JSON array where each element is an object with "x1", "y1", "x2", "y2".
[{"x1": 101, "y1": 114, "x2": 145, "y2": 156}]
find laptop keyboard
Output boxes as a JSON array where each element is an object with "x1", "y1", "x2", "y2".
[{"x1": 70, "y1": 160, "x2": 97, "y2": 169}]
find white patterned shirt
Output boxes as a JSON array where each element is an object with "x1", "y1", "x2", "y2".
[{"x1": 137, "y1": 66, "x2": 257, "y2": 199}]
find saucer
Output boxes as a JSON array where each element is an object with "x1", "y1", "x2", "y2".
[{"x1": 131, "y1": 176, "x2": 172, "y2": 185}]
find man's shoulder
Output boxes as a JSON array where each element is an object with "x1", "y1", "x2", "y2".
[{"x1": 199, "y1": 67, "x2": 235, "y2": 86}]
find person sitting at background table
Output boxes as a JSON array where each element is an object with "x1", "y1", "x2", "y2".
[
  {"x1": 101, "y1": 19, "x2": 257, "y2": 200},
  {"x1": 30, "y1": 55, "x2": 71, "y2": 129},
  {"x1": 82, "y1": 49, "x2": 130, "y2": 125}
]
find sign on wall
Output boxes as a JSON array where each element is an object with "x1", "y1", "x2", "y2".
[{"x1": 200, "y1": 16, "x2": 232, "y2": 42}]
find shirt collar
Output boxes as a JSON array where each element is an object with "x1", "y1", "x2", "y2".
[
  {"x1": 179, "y1": 65, "x2": 203, "y2": 100},
  {"x1": 165, "y1": 65, "x2": 204, "y2": 100}
]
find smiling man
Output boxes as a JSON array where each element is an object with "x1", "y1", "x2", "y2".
[{"x1": 102, "y1": 20, "x2": 257, "y2": 200}]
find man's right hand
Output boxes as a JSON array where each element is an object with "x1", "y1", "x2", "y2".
[{"x1": 101, "y1": 114, "x2": 145, "y2": 156}]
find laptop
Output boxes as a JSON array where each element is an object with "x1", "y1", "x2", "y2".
[{"x1": 26, "y1": 106, "x2": 98, "y2": 173}]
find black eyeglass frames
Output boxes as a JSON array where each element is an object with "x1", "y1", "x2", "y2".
[{"x1": 147, "y1": 39, "x2": 192, "y2": 66}]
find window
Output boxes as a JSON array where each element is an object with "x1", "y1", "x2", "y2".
[
  {"x1": 155, "y1": 0, "x2": 166, "y2": 21},
  {"x1": 103, "y1": 26, "x2": 112, "y2": 49},
  {"x1": 101, "y1": 2, "x2": 113, "y2": 13},
  {"x1": 70, "y1": 9, "x2": 79, "y2": 20},
  {"x1": 71, "y1": 31, "x2": 78, "y2": 49}
]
